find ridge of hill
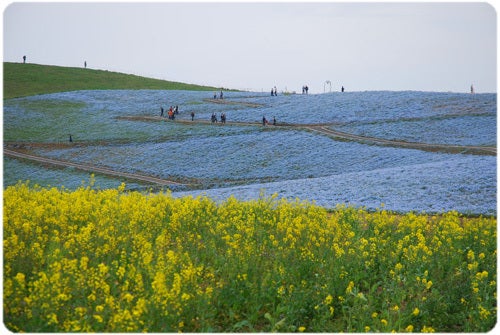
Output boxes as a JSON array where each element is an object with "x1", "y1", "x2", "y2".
[{"x1": 3, "y1": 62, "x2": 222, "y2": 99}]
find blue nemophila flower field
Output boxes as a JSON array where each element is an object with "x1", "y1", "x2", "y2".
[{"x1": 3, "y1": 89, "x2": 496, "y2": 214}]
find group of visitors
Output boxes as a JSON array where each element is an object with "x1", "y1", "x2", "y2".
[
  {"x1": 213, "y1": 91, "x2": 224, "y2": 99},
  {"x1": 160, "y1": 105, "x2": 179, "y2": 120},
  {"x1": 302, "y1": 85, "x2": 309, "y2": 94},
  {"x1": 262, "y1": 116, "x2": 277, "y2": 126},
  {"x1": 271, "y1": 86, "x2": 278, "y2": 96},
  {"x1": 211, "y1": 112, "x2": 227, "y2": 124}
]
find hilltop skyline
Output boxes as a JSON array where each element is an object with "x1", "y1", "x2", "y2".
[{"x1": 3, "y1": 2, "x2": 497, "y2": 93}]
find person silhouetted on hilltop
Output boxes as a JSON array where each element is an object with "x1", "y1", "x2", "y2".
[{"x1": 23, "y1": 55, "x2": 26, "y2": 63}]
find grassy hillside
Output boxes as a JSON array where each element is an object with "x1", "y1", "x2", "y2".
[{"x1": 3, "y1": 62, "x2": 221, "y2": 99}]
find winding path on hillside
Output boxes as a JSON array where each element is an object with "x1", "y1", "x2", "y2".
[
  {"x1": 117, "y1": 115, "x2": 497, "y2": 156},
  {"x1": 4, "y1": 104, "x2": 496, "y2": 187},
  {"x1": 3, "y1": 148, "x2": 188, "y2": 186},
  {"x1": 304, "y1": 126, "x2": 497, "y2": 156}
]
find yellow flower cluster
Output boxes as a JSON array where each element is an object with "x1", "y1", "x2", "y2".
[{"x1": 3, "y1": 182, "x2": 497, "y2": 332}]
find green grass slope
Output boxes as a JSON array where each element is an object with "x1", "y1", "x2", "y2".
[{"x1": 3, "y1": 62, "x2": 221, "y2": 99}]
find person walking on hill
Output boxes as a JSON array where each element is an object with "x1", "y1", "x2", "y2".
[{"x1": 191, "y1": 111, "x2": 195, "y2": 121}]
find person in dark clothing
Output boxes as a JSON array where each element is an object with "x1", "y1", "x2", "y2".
[
  {"x1": 262, "y1": 116, "x2": 267, "y2": 126},
  {"x1": 160, "y1": 106, "x2": 164, "y2": 117},
  {"x1": 273, "y1": 117, "x2": 276, "y2": 126},
  {"x1": 191, "y1": 111, "x2": 195, "y2": 121},
  {"x1": 23, "y1": 55, "x2": 26, "y2": 63}
]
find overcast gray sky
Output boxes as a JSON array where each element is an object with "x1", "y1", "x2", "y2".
[{"x1": 3, "y1": 1, "x2": 497, "y2": 93}]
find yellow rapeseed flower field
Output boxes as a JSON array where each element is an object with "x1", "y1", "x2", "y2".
[{"x1": 3, "y1": 182, "x2": 496, "y2": 332}]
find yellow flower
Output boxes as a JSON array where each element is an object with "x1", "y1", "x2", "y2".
[
  {"x1": 421, "y1": 325, "x2": 435, "y2": 333},
  {"x1": 475, "y1": 271, "x2": 488, "y2": 281},
  {"x1": 364, "y1": 326, "x2": 371, "y2": 332},
  {"x1": 426, "y1": 280, "x2": 433, "y2": 290},
  {"x1": 381, "y1": 319, "x2": 388, "y2": 326},
  {"x1": 14, "y1": 272, "x2": 25, "y2": 285},
  {"x1": 324, "y1": 294, "x2": 333, "y2": 305},
  {"x1": 412, "y1": 307, "x2": 420, "y2": 316},
  {"x1": 467, "y1": 250, "x2": 475, "y2": 261},
  {"x1": 123, "y1": 292, "x2": 134, "y2": 303},
  {"x1": 98, "y1": 263, "x2": 109, "y2": 275},
  {"x1": 298, "y1": 326, "x2": 306, "y2": 332},
  {"x1": 346, "y1": 281, "x2": 355, "y2": 294},
  {"x1": 47, "y1": 313, "x2": 58, "y2": 325},
  {"x1": 93, "y1": 315, "x2": 103, "y2": 323},
  {"x1": 478, "y1": 305, "x2": 491, "y2": 319},
  {"x1": 357, "y1": 292, "x2": 366, "y2": 301}
]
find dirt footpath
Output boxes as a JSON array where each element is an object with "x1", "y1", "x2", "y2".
[
  {"x1": 3, "y1": 148, "x2": 188, "y2": 186},
  {"x1": 4, "y1": 115, "x2": 495, "y2": 187}
]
